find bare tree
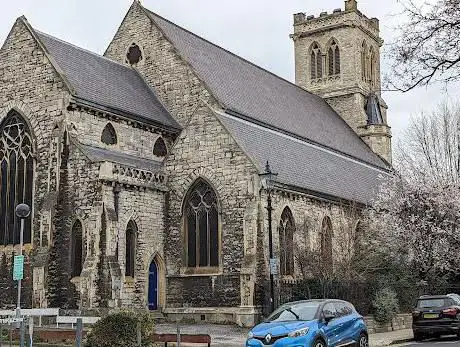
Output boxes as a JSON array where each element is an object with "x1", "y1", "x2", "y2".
[
  {"x1": 395, "y1": 102, "x2": 460, "y2": 184},
  {"x1": 388, "y1": 0, "x2": 460, "y2": 91}
]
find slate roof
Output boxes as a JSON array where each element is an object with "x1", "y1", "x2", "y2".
[
  {"x1": 77, "y1": 143, "x2": 163, "y2": 171},
  {"x1": 218, "y1": 112, "x2": 388, "y2": 204},
  {"x1": 144, "y1": 8, "x2": 389, "y2": 169},
  {"x1": 34, "y1": 30, "x2": 180, "y2": 130}
]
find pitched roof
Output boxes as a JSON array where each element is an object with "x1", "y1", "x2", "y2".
[
  {"x1": 143, "y1": 8, "x2": 389, "y2": 169},
  {"x1": 34, "y1": 30, "x2": 180, "y2": 130},
  {"x1": 218, "y1": 112, "x2": 388, "y2": 204},
  {"x1": 77, "y1": 143, "x2": 163, "y2": 171}
]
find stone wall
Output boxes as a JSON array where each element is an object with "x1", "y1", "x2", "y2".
[
  {"x1": 0, "y1": 18, "x2": 73, "y2": 308},
  {"x1": 164, "y1": 105, "x2": 259, "y2": 314},
  {"x1": 364, "y1": 314, "x2": 412, "y2": 334}
]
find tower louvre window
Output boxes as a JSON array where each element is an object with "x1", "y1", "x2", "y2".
[
  {"x1": 310, "y1": 43, "x2": 322, "y2": 80},
  {"x1": 361, "y1": 41, "x2": 368, "y2": 81},
  {"x1": 369, "y1": 46, "x2": 377, "y2": 87},
  {"x1": 327, "y1": 40, "x2": 340, "y2": 76}
]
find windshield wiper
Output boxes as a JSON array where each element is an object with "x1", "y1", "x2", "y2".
[{"x1": 286, "y1": 308, "x2": 300, "y2": 320}]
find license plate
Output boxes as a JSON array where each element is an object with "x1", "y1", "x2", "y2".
[{"x1": 423, "y1": 313, "x2": 439, "y2": 319}]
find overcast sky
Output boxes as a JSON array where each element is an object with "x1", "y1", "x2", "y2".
[{"x1": 1, "y1": 0, "x2": 457, "y2": 145}]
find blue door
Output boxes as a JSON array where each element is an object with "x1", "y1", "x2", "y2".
[{"x1": 148, "y1": 261, "x2": 158, "y2": 310}]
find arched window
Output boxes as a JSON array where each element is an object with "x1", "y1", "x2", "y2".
[
  {"x1": 71, "y1": 220, "x2": 83, "y2": 277},
  {"x1": 126, "y1": 43, "x2": 143, "y2": 66},
  {"x1": 279, "y1": 207, "x2": 295, "y2": 276},
  {"x1": 327, "y1": 40, "x2": 340, "y2": 76},
  {"x1": 369, "y1": 46, "x2": 376, "y2": 87},
  {"x1": 361, "y1": 41, "x2": 368, "y2": 81},
  {"x1": 153, "y1": 137, "x2": 167, "y2": 157},
  {"x1": 184, "y1": 179, "x2": 219, "y2": 268},
  {"x1": 125, "y1": 220, "x2": 137, "y2": 277},
  {"x1": 101, "y1": 123, "x2": 117, "y2": 145},
  {"x1": 321, "y1": 217, "x2": 333, "y2": 271},
  {"x1": 0, "y1": 111, "x2": 34, "y2": 246},
  {"x1": 310, "y1": 43, "x2": 323, "y2": 80}
]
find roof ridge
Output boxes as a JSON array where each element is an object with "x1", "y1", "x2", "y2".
[
  {"x1": 143, "y1": 8, "x2": 325, "y2": 101},
  {"x1": 36, "y1": 30, "x2": 135, "y2": 71},
  {"x1": 221, "y1": 110, "x2": 390, "y2": 172}
]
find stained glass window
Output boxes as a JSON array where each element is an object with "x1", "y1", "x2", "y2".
[
  {"x1": 71, "y1": 220, "x2": 83, "y2": 277},
  {"x1": 279, "y1": 207, "x2": 295, "y2": 276},
  {"x1": 0, "y1": 111, "x2": 34, "y2": 245},
  {"x1": 184, "y1": 179, "x2": 219, "y2": 268}
]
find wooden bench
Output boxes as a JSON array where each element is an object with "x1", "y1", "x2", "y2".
[
  {"x1": 152, "y1": 333, "x2": 211, "y2": 346},
  {"x1": 56, "y1": 316, "x2": 100, "y2": 328}
]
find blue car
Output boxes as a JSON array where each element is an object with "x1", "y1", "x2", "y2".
[{"x1": 246, "y1": 299, "x2": 368, "y2": 347}]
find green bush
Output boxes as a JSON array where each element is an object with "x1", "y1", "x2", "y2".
[
  {"x1": 372, "y1": 287, "x2": 399, "y2": 323},
  {"x1": 84, "y1": 311, "x2": 155, "y2": 347}
]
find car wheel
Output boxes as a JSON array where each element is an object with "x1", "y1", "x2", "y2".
[
  {"x1": 313, "y1": 338, "x2": 326, "y2": 347},
  {"x1": 358, "y1": 333, "x2": 368, "y2": 347}
]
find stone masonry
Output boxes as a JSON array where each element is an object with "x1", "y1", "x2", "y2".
[{"x1": 0, "y1": 0, "x2": 392, "y2": 327}]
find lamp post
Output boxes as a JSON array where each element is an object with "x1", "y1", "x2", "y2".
[
  {"x1": 15, "y1": 203, "x2": 30, "y2": 347},
  {"x1": 259, "y1": 161, "x2": 278, "y2": 313}
]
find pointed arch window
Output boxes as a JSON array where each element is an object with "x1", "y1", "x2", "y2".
[
  {"x1": 279, "y1": 207, "x2": 295, "y2": 276},
  {"x1": 125, "y1": 220, "x2": 137, "y2": 277},
  {"x1": 101, "y1": 123, "x2": 117, "y2": 145},
  {"x1": 369, "y1": 46, "x2": 377, "y2": 87},
  {"x1": 184, "y1": 179, "x2": 219, "y2": 268},
  {"x1": 361, "y1": 41, "x2": 368, "y2": 82},
  {"x1": 0, "y1": 111, "x2": 34, "y2": 246},
  {"x1": 327, "y1": 40, "x2": 341, "y2": 76},
  {"x1": 71, "y1": 220, "x2": 83, "y2": 277},
  {"x1": 310, "y1": 43, "x2": 323, "y2": 80},
  {"x1": 153, "y1": 137, "x2": 167, "y2": 157},
  {"x1": 321, "y1": 217, "x2": 333, "y2": 271}
]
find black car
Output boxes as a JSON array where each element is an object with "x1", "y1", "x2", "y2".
[{"x1": 412, "y1": 295, "x2": 460, "y2": 340}]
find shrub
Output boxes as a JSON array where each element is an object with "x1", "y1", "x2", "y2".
[
  {"x1": 84, "y1": 311, "x2": 155, "y2": 347},
  {"x1": 372, "y1": 287, "x2": 399, "y2": 323}
]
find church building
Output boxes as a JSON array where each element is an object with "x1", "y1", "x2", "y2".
[{"x1": 0, "y1": 0, "x2": 391, "y2": 326}]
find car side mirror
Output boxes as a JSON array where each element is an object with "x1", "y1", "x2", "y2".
[{"x1": 323, "y1": 312, "x2": 335, "y2": 323}]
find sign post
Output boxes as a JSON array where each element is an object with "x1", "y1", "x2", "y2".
[{"x1": 13, "y1": 256, "x2": 24, "y2": 281}]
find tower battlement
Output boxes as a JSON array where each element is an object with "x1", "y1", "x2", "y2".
[{"x1": 291, "y1": 0, "x2": 392, "y2": 163}]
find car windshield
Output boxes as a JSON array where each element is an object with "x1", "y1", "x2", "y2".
[
  {"x1": 417, "y1": 298, "x2": 450, "y2": 308},
  {"x1": 265, "y1": 302, "x2": 320, "y2": 322}
]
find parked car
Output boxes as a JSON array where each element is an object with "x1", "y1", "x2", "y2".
[
  {"x1": 447, "y1": 293, "x2": 460, "y2": 304},
  {"x1": 412, "y1": 294, "x2": 460, "y2": 341},
  {"x1": 246, "y1": 299, "x2": 368, "y2": 347}
]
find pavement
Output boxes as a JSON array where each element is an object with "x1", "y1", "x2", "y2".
[{"x1": 155, "y1": 323, "x2": 415, "y2": 346}]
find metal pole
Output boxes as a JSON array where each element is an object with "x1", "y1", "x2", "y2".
[
  {"x1": 0, "y1": 322, "x2": 2, "y2": 347},
  {"x1": 75, "y1": 318, "x2": 82, "y2": 347},
  {"x1": 16, "y1": 218, "x2": 24, "y2": 347},
  {"x1": 176, "y1": 322, "x2": 180, "y2": 347},
  {"x1": 267, "y1": 191, "x2": 275, "y2": 313}
]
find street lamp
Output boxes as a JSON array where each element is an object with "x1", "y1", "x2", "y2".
[
  {"x1": 259, "y1": 161, "x2": 278, "y2": 313},
  {"x1": 15, "y1": 203, "x2": 30, "y2": 347}
]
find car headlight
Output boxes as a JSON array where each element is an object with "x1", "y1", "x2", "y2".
[
  {"x1": 247, "y1": 331, "x2": 254, "y2": 339},
  {"x1": 288, "y1": 327, "x2": 309, "y2": 337}
]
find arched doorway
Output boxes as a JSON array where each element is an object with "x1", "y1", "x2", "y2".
[{"x1": 148, "y1": 260, "x2": 158, "y2": 310}]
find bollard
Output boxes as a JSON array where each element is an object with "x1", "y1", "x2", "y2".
[{"x1": 75, "y1": 318, "x2": 83, "y2": 347}]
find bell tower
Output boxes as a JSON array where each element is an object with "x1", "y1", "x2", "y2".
[{"x1": 291, "y1": 0, "x2": 392, "y2": 163}]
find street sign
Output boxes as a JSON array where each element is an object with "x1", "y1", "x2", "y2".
[
  {"x1": 13, "y1": 255, "x2": 24, "y2": 281},
  {"x1": 0, "y1": 318, "x2": 23, "y2": 324},
  {"x1": 269, "y1": 258, "x2": 278, "y2": 275}
]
